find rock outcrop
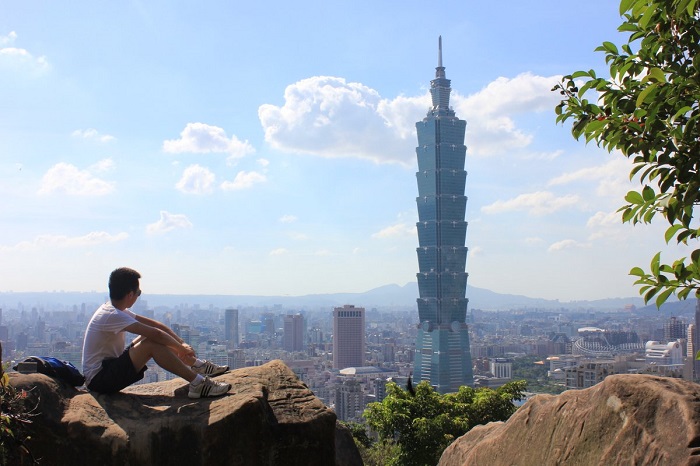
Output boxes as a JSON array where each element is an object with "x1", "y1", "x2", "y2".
[
  {"x1": 11, "y1": 360, "x2": 360, "y2": 466},
  {"x1": 439, "y1": 374, "x2": 700, "y2": 466}
]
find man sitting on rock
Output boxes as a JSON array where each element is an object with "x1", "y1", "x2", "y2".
[{"x1": 82, "y1": 267, "x2": 231, "y2": 399}]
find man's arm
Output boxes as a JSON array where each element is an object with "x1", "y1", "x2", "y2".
[
  {"x1": 123, "y1": 320, "x2": 193, "y2": 357},
  {"x1": 133, "y1": 314, "x2": 185, "y2": 344}
]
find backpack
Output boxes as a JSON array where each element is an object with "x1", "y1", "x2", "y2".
[{"x1": 14, "y1": 356, "x2": 86, "y2": 386}]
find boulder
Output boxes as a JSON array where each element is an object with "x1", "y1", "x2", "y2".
[
  {"x1": 11, "y1": 359, "x2": 360, "y2": 466},
  {"x1": 439, "y1": 374, "x2": 700, "y2": 466}
]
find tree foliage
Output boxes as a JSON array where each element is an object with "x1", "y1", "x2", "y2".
[
  {"x1": 362, "y1": 380, "x2": 526, "y2": 466},
  {"x1": 554, "y1": 0, "x2": 700, "y2": 306}
]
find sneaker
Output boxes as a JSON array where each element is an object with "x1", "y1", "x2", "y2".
[
  {"x1": 192, "y1": 360, "x2": 229, "y2": 377},
  {"x1": 188, "y1": 376, "x2": 232, "y2": 399}
]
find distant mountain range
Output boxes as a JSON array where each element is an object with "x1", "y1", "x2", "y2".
[{"x1": 0, "y1": 282, "x2": 672, "y2": 312}]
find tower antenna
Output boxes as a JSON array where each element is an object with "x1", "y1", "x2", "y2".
[{"x1": 438, "y1": 35, "x2": 443, "y2": 68}]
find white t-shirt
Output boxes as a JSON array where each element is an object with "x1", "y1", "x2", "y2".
[{"x1": 81, "y1": 302, "x2": 138, "y2": 386}]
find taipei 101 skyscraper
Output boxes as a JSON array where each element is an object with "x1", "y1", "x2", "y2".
[{"x1": 413, "y1": 37, "x2": 474, "y2": 393}]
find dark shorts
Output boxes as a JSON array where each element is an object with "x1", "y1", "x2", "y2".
[{"x1": 87, "y1": 348, "x2": 147, "y2": 394}]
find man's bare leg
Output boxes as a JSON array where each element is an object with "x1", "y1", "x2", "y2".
[{"x1": 128, "y1": 339, "x2": 197, "y2": 382}]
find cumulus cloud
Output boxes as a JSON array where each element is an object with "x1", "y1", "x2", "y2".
[
  {"x1": 481, "y1": 191, "x2": 580, "y2": 216},
  {"x1": 372, "y1": 222, "x2": 416, "y2": 239},
  {"x1": 71, "y1": 128, "x2": 115, "y2": 143},
  {"x1": 547, "y1": 239, "x2": 590, "y2": 252},
  {"x1": 586, "y1": 210, "x2": 626, "y2": 241},
  {"x1": 220, "y1": 170, "x2": 266, "y2": 191},
  {"x1": 279, "y1": 214, "x2": 298, "y2": 223},
  {"x1": 259, "y1": 76, "x2": 426, "y2": 165},
  {"x1": 548, "y1": 157, "x2": 632, "y2": 198},
  {"x1": 163, "y1": 123, "x2": 255, "y2": 163},
  {"x1": 88, "y1": 158, "x2": 115, "y2": 173},
  {"x1": 0, "y1": 31, "x2": 49, "y2": 75},
  {"x1": 176, "y1": 164, "x2": 216, "y2": 194},
  {"x1": 453, "y1": 73, "x2": 562, "y2": 157},
  {"x1": 146, "y1": 211, "x2": 193, "y2": 235},
  {"x1": 586, "y1": 210, "x2": 620, "y2": 228},
  {"x1": 269, "y1": 248, "x2": 288, "y2": 256},
  {"x1": 469, "y1": 246, "x2": 483, "y2": 257},
  {"x1": 0, "y1": 231, "x2": 128, "y2": 252},
  {"x1": 38, "y1": 162, "x2": 115, "y2": 196},
  {"x1": 258, "y1": 73, "x2": 561, "y2": 165}
]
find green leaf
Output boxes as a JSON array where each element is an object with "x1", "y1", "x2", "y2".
[
  {"x1": 644, "y1": 67, "x2": 666, "y2": 83},
  {"x1": 625, "y1": 191, "x2": 644, "y2": 204},
  {"x1": 665, "y1": 224, "x2": 684, "y2": 243},
  {"x1": 629, "y1": 266, "x2": 646, "y2": 277},
  {"x1": 650, "y1": 252, "x2": 661, "y2": 276},
  {"x1": 602, "y1": 41, "x2": 619, "y2": 54},
  {"x1": 655, "y1": 288, "x2": 675, "y2": 308},
  {"x1": 641, "y1": 185, "x2": 655, "y2": 201},
  {"x1": 636, "y1": 82, "x2": 658, "y2": 107},
  {"x1": 620, "y1": 0, "x2": 636, "y2": 15}
]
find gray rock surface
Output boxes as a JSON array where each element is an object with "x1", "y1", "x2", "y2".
[
  {"x1": 439, "y1": 374, "x2": 700, "y2": 466},
  {"x1": 12, "y1": 360, "x2": 358, "y2": 466}
]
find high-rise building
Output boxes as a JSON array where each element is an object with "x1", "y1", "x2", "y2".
[
  {"x1": 283, "y1": 313, "x2": 305, "y2": 352},
  {"x1": 225, "y1": 308, "x2": 239, "y2": 349},
  {"x1": 334, "y1": 378, "x2": 365, "y2": 422},
  {"x1": 664, "y1": 316, "x2": 686, "y2": 341},
  {"x1": 413, "y1": 37, "x2": 474, "y2": 393},
  {"x1": 333, "y1": 305, "x2": 365, "y2": 369}
]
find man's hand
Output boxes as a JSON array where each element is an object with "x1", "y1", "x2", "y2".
[{"x1": 179, "y1": 343, "x2": 196, "y2": 359}]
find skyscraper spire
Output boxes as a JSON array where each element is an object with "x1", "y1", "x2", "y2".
[{"x1": 431, "y1": 36, "x2": 450, "y2": 112}]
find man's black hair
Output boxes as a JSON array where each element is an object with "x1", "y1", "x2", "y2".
[{"x1": 108, "y1": 267, "x2": 141, "y2": 301}]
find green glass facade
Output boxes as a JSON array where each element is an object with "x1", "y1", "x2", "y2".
[{"x1": 413, "y1": 38, "x2": 474, "y2": 393}]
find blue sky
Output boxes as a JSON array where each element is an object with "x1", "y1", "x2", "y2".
[{"x1": 0, "y1": 1, "x2": 689, "y2": 301}]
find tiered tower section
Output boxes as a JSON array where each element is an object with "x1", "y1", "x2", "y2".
[{"x1": 413, "y1": 37, "x2": 474, "y2": 393}]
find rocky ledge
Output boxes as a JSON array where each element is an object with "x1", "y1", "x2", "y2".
[
  {"x1": 10, "y1": 359, "x2": 360, "y2": 466},
  {"x1": 439, "y1": 374, "x2": 700, "y2": 466}
]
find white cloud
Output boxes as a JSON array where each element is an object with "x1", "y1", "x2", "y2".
[
  {"x1": 469, "y1": 246, "x2": 483, "y2": 257},
  {"x1": 259, "y1": 76, "x2": 426, "y2": 165},
  {"x1": 88, "y1": 158, "x2": 115, "y2": 173},
  {"x1": 146, "y1": 211, "x2": 193, "y2": 235},
  {"x1": 269, "y1": 248, "x2": 288, "y2": 256},
  {"x1": 279, "y1": 215, "x2": 297, "y2": 223},
  {"x1": 586, "y1": 210, "x2": 626, "y2": 241},
  {"x1": 38, "y1": 162, "x2": 115, "y2": 196},
  {"x1": 0, "y1": 231, "x2": 128, "y2": 252},
  {"x1": 71, "y1": 128, "x2": 115, "y2": 143},
  {"x1": 548, "y1": 239, "x2": 590, "y2": 252},
  {"x1": 257, "y1": 158, "x2": 270, "y2": 167},
  {"x1": 0, "y1": 31, "x2": 17, "y2": 46},
  {"x1": 163, "y1": 123, "x2": 255, "y2": 163},
  {"x1": 481, "y1": 191, "x2": 580, "y2": 216},
  {"x1": 220, "y1": 170, "x2": 266, "y2": 191},
  {"x1": 176, "y1": 164, "x2": 216, "y2": 194},
  {"x1": 372, "y1": 222, "x2": 416, "y2": 239},
  {"x1": 454, "y1": 73, "x2": 562, "y2": 157},
  {"x1": 258, "y1": 73, "x2": 561, "y2": 165},
  {"x1": 524, "y1": 237, "x2": 544, "y2": 245},
  {"x1": 0, "y1": 31, "x2": 49, "y2": 75},
  {"x1": 315, "y1": 249, "x2": 331, "y2": 256},
  {"x1": 522, "y1": 150, "x2": 563, "y2": 161},
  {"x1": 548, "y1": 157, "x2": 632, "y2": 198},
  {"x1": 586, "y1": 210, "x2": 620, "y2": 228}
]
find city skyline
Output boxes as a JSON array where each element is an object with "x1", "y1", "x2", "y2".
[{"x1": 0, "y1": 1, "x2": 691, "y2": 302}]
